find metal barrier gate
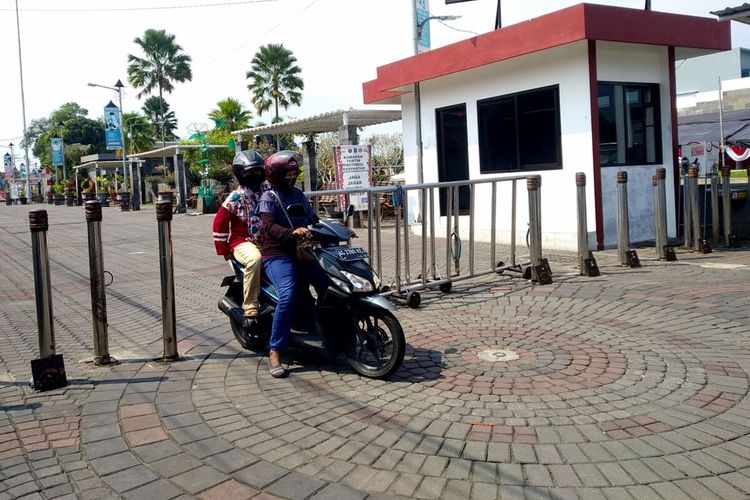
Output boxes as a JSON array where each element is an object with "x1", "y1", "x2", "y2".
[{"x1": 307, "y1": 175, "x2": 540, "y2": 308}]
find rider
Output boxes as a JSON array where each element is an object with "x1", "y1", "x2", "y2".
[
  {"x1": 212, "y1": 150, "x2": 267, "y2": 328},
  {"x1": 258, "y1": 150, "x2": 328, "y2": 378}
]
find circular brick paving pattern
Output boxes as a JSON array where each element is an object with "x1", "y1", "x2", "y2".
[{"x1": 185, "y1": 263, "x2": 750, "y2": 497}]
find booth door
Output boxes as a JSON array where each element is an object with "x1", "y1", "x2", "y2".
[{"x1": 436, "y1": 104, "x2": 470, "y2": 216}]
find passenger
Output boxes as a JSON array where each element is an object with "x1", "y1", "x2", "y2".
[
  {"x1": 258, "y1": 150, "x2": 328, "y2": 378},
  {"x1": 212, "y1": 150, "x2": 267, "y2": 327}
]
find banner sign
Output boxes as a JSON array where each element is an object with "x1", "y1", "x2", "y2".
[
  {"x1": 416, "y1": 0, "x2": 430, "y2": 53},
  {"x1": 104, "y1": 102, "x2": 123, "y2": 150},
  {"x1": 333, "y1": 144, "x2": 372, "y2": 211},
  {"x1": 51, "y1": 137, "x2": 64, "y2": 166}
]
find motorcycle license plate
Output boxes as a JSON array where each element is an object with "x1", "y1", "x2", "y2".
[{"x1": 330, "y1": 247, "x2": 369, "y2": 262}]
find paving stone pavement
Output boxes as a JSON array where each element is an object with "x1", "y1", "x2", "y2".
[{"x1": 0, "y1": 203, "x2": 749, "y2": 499}]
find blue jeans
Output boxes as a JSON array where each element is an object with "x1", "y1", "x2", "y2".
[{"x1": 263, "y1": 256, "x2": 329, "y2": 351}]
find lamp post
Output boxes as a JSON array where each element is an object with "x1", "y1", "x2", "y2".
[{"x1": 87, "y1": 80, "x2": 128, "y2": 192}]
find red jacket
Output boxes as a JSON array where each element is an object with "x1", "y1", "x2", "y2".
[{"x1": 212, "y1": 187, "x2": 264, "y2": 256}]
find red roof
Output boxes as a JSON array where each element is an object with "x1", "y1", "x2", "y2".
[{"x1": 363, "y1": 3, "x2": 731, "y2": 104}]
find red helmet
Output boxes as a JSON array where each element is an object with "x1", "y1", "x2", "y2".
[{"x1": 265, "y1": 150, "x2": 303, "y2": 188}]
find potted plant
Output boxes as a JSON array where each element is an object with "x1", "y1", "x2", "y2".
[
  {"x1": 81, "y1": 176, "x2": 95, "y2": 201},
  {"x1": 18, "y1": 187, "x2": 27, "y2": 205},
  {"x1": 96, "y1": 176, "x2": 110, "y2": 207},
  {"x1": 52, "y1": 182, "x2": 65, "y2": 205},
  {"x1": 46, "y1": 190, "x2": 54, "y2": 205},
  {"x1": 64, "y1": 178, "x2": 76, "y2": 206},
  {"x1": 3, "y1": 187, "x2": 11, "y2": 206}
]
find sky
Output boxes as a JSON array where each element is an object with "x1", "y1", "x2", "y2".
[{"x1": 2, "y1": 0, "x2": 750, "y2": 167}]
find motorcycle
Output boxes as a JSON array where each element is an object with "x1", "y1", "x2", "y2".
[{"x1": 218, "y1": 205, "x2": 405, "y2": 379}]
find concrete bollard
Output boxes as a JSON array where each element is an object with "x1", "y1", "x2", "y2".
[
  {"x1": 527, "y1": 176, "x2": 552, "y2": 284},
  {"x1": 654, "y1": 168, "x2": 668, "y2": 260},
  {"x1": 156, "y1": 201, "x2": 179, "y2": 361},
  {"x1": 721, "y1": 165, "x2": 733, "y2": 247},
  {"x1": 710, "y1": 169, "x2": 720, "y2": 243},
  {"x1": 85, "y1": 201, "x2": 112, "y2": 365},
  {"x1": 28, "y1": 210, "x2": 67, "y2": 391}
]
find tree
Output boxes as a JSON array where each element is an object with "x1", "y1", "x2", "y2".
[
  {"x1": 127, "y1": 29, "x2": 192, "y2": 143},
  {"x1": 246, "y1": 43, "x2": 303, "y2": 121},
  {"x1": 25, "y1": 103, "x2": 106, "y2": 174},
  {"x1": 122, "y1": 112, "x2": 156, "y2": 155},
  {"x1": 142, "y1": 96, "x2": 177, "y2": 140},
  {"x1": 208, "y1": 98, "x2": 252, "y2": 132}
]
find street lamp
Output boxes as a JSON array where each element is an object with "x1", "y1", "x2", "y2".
[
  {"x1": 412, "y1": 13, "x2": 461, "y2": 222},
  {"x1": 416, "y1": 15, "x2": 460, "y2": 41},
  {"x1": 88, "y1": 80, "x2": 127, "y2": 192}
]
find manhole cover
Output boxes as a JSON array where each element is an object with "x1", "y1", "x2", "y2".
[{"x1": 478, "y1": 348, "x2": 519, "y2": 362}]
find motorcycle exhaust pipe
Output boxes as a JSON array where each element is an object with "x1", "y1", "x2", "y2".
[{"x1": 218, "y1": 296, "x2": 245, "y2": 324}]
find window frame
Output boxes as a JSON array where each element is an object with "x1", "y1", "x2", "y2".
[
  {"x1": 597, "y1": 81, "x2": 663, "y2": 167},
  {"x1": 477, "y1": 85, "x2": 562, "y2": 174}
]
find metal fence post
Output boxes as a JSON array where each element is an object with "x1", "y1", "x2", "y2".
[
  {"x1": 721, "y1": 164, "x2": 732, "y2": 246},
  {"x1": 156, "y1": 201, "x2": 179, "y2": 361},
  {"x1": 85, "y1": 201, "x2": 112, "y2": 365},
  {"x1": 29, "y1": 210, "x2": 67, "y2": 390},
  {"x1": 654, "y1": 168, "x2": 668, "y2": 260},
  {"x1": 616, "y1": 171, "x2": 631, "y2": 266}
]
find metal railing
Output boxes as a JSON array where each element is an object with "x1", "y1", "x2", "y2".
[{"x1": 306, "y1": 175, "x2": 539, "y2": 305}]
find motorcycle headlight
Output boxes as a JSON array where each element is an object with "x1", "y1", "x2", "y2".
[
  {"x1": 372, "y1": 270, "x2": 381, "y2": 290},
  {"x1": 341, "y1": 270, "x2": 374, "y2": 293}
]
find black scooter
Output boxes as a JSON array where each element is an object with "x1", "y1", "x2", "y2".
[{"x1": 218, "y1": 206, "x2": 405, "y2": 379}]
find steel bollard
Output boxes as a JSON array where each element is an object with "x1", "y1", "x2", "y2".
[
  {"x1": 156, "y1": 201, "x2": 179, "y2": 361},
  {"x1": 616, "y1": 172, "x2": 631, "y2": 265},
  {"x1": 29, "y1": 210, "x2": 67, "y2": 391},
  {"x1": 688, "y1": 167, "x2": 702, "y2": 251},
  {"x1": 527, "y1": 176, "x2": 551, "y2": 283},
  {"x1": 683, "y1": 169, "x2": 692, "y2": 248},
  {"x1": 85, "y1": 201, "x2": 112, "y2": 365},
  {"x1": 654, "y1": 168, "x2": 668, "y2": 260},
  {"x1": 711, "y1": 169, "x2": 720, "y2": 243},
  {"x1": 576, "y1": 173, "x2": 597, "y2": 276},
  {"x1": 721, "y1": 165, "x2": 733, "y2": 247}
]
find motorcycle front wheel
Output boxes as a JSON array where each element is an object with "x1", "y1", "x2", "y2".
[{"x1": 346, "y1": 309, "x2": 405, "y2": 379}]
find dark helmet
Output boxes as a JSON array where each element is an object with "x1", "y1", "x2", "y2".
[
  {"x1": 232, "y1": 150, "x2": 265, "y2": 187},
  {"x1": 265, "y1": 150, "x2": 303, "y2": 188}
]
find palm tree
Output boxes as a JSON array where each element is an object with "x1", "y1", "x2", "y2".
[
  {"x1": 142, "y1": 96, "x2": 177, "y2": 140},
  {"x1": 209, "y1": 98, "x2": 252, "y2": 132},
  {"x1": 126, "y1": 29, "x2": 192, "y2": 146},
  {"x1": 121, "y1": 112, "x2": 156, "y2": 155},
  {"x1": 246, "y1": 43, "x2": 303, "y2": 122}
]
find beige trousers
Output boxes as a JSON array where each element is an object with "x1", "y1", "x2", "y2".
[{"x1": 232, "y1": 241, "x2": 262, "y2": 316}]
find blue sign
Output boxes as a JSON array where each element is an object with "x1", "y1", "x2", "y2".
[
  {"x1": 416, "y1": 0, "x2": 430, "y2": 53},
  {"x1": 51, "y1": 137, "x2": 64, "y2": 166},
  {"x1": 104, "y1": 103, "x2": 123, "y2": 150}
]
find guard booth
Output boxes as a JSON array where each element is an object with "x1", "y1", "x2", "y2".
[{"x1": 363, "y1": 3, "x2": 731, "y2": 250}]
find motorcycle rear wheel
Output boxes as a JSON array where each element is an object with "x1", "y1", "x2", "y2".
[{"x1": 346, "y1": 309, "x2": 405, "y2": 379}]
